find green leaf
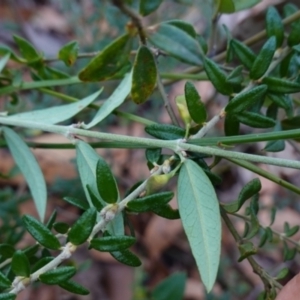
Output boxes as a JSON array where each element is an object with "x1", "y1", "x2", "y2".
[
  {"x1": 226, "y1": 65, "x2": 244, "y2": 85},
  {"x1": 139, "y1": 0, "x2": 163, "y2": 15},
  {"x1": 79, "y1": 34, "x2": 131, "y2": 81},
  {"x1": 231, "y1": 39, "x2": 256, "y2": 69},
  {"x1": 184, "y1": 81, "x2": 207, "y2": 124},
  {"x1": 147, "y1": 23, "x2": 202, "y2": 66},
  {"x1": 151, "y1": 204, "x2": 180, "y2": 219},
  {"x1": 218, "y1": 0, "x2": 235, "y2": 13},
  {"x1": 131, "y1": 46, "x2": 157, "y2": 104},
  {"x1": 152, "y1": 272, "x2": 187, "y2": 300},
  {"x1": 0, "y1": 53, "x2": 10, "y2": 74},
  {"x1": 177, "y1": 159, "x2": 221, "y2": 292},
  {"x1": 0, "y1": 244, "x2": 15, "y2": 259},
  {"x1": 264, "y1": 122, "x2": 285, "y2": 152},
  {"x1": 145, "y1": 124, "x2": 185, "y2": 140},
  {"x1": 13, "y1": 35, "x2": 41, "y2": 62},
  {"x1": 165, "y1": 20, "x2": 197, "y2": 38},
  {"x1": 22, "y1": 215, "x2": 61, "y2": 250},
  {"x1": 267, "y1": 93, "x2": 290, "y2": 110},
  {"x1": 225, "y1": 85, "x2": 267, "y2": 113},
  {"x1": 110, "y1": 249, "x2": 141, "y2": 267},
  {"x1": 127, "y1": 192, "x2": 174, "y2": 212},
  {"x1": 53, "y1": 222, "x2": 69, "y2": 234},
  {"x1": 275, "y1": 267, "x2": 289, "y2": 280},
  {"x1": 238, "y1": 242, "x2": 257, "y2": 262},
  {"x1": 281, "y1": 116, "x2": 300, "y2": 130},
  {"x1": 63, "y1": 196, "x2": 89, "y2": 211},
  {"x1": 145, "y1": 148, "x2": 161, "y2": 164},
  {"x1": 222, "y1": 178, "x2": 261, "y2": 213},
  {"x1": 266, "y1": 6, "x2": 284, "y2": 47},
  {"x1": 39, "y1": 266, "x2": 76, "y2": 285},
  {"x1": 250, "y1": 36, "x2": 276, "y2": 80},
  {"x1": 11, "y1": 250, "x2": 30, "y2": 277},
  {"x1": 96, "y1": 158, "x2": 119, "y2": 204},
  {"x1": 236, "y1": 111, "x2": 276, "y2": 128},
  {"x1": 85, "y1": 72, "x2": 132, "y2": 128},
  {"x1": 263, "y1": 77, "x2": 300, "y2": 93},
  {"x1": 232, "y1": 0, "x2": 261, "y2": 12},
  {"x1": 224, "y1": 114, "x2": 240, "y2": 136},
  {"x1": 3, "y1": 127, "x2": 47, "y2": 221},
  {"x1": 204, "y1": 57, "x2": 232, "y2": 95},
  {"x1": 284, "y1": 223, "x2": 300, "y2": 237},
  {"x1": 244, "y1": 197, "x2": 260, "y2": 239},
  {"x1": 258, "y1": 230, "x2": 268, "y2": 247},
  {"x1": 59, "y1": 280, "x2": 90, "y2": 295},
  {"x1": 68, "y1": 208, "x2": 97, "y2": 245},
  {"x1": 90, "y1": 236, "x2": 136, "y2": 252},
  {"x1": 0, "y1": 271, "x2": 12, "y2": 289},
  {"x1": 283, "y1": 242, "x2": 297, "y2": 261},
  {"x1": 86, "y1": 184, "x2": 104, "y2": 211},
  {"x1": 58, "y1": 41, "x2": 79, "y2": 66},
  {"x1": 46, "y1": 210, "x2": 57, "y2": 230},
  {"x1": 7, "y1": 89, "x2": 103, "y2": 125},
  {"x1": 31, "y1": 257, "x2": 54, "y2": 273},
  {"x1": 287, "y1": 19, "x2": 300, "y2": 47},
  {"x1": 0, "y1": 293, "x2": 16, "y2": 300}
]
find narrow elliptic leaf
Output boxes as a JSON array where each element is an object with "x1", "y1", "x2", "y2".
[
  {"x1": 281, "y1": 116, "x2": 300, "y2": 130},
  {"x1": 79, "y1": 34, "x2": 131, "y2": 81},
  {"x1": 238, "y1": 242, "x2": 257, "y2": 262},
  {"x1": 7, "y1": 89, "x2": 103, "y2": 125},
  {"x1": 177, "y1": 159, "x2": 221, "y2": 292},
  {"x1": 96, "y1": 159, "x2": 119, "y2": 204},
  {"x1": 0, "y1": 271, "x2": 12, "y2": 289},
  {"x1": 276, "y1": 268, "x2": 289, "y2": 280},
  {"x1": 165, "y1": 20, "x2": 197, "y2": 38},
  {"x1": 110, "y1": 249, "x2": 141, "y2": 267},
  {"x1": 147, "y1": 23, "x2": 202, "y2": 66},
  {"x1": 226, "y1": 65, "x2": 244, "y2": 85},
  {"x1": 218, "y1": 0, "x2": 235, "y2": 13},
  {"x1": 86, "y1": 184, "x2": 104, "y2": 211},
  {"x1": 266, "y1": 6, "x2": 284, "y2": 47},
  {"x1": 250, "y1": 36, "x2": 276, "y2": 80},
  {"x1": 23, "y1": 244, "x2": 40, "y2": 258},
  {"x1": 263, "y1": 77, "x2": 300, "y2": 93},
  {"x1": 86, "y1": 72, "x2": 132, "y2": 128},
  {"x1": 0, "y1": 293, "x2": 16, "y2": 300},
  {"x1": 236, "y1": 111, "x2": 276, "y2": 128},
  {"x1": 204, "y1": 57, "x2": 232, "y2": 95},
  {"x1": 13, "y1": 35, "x2": 40, "y2": 61},
  {"x1": 232, "y1": 0, "x2": 261, "y2": 12},
  {"x1": 152, "y1": 272, "x2": 187, "y2": 300},
  {"x1": 244, "y1": 198, "x2": 260, "y2": 239},
  {"x1": 267, "y1": 93, "x2": 290, "y2": 109},
  {"x1": 264, "y1": 122, "x2": 285, "y2": 152},
  {"x1": 22, "y1": 215, "x2": 61, "y2": 250},
  {"x1": 58, "y1": 41, "x2": 79, "y2": 66},
  {"x1": 258, "y1": 230, "x2": 268, "y2": 247},
  {"x1": 39, "y1": 266, "x2": 76, "y2": 285},
  {"x1": 0, "y1": 53, "x2": 10, "y2": 73},
  {"x1": 59, "y1": 280, "x2": 90, "y2": 295},
  {"x1": 145, "y1": 148, "x2": 161, "y2": 164},
  {"x1": 31, "y1": 257, "x2": 54, "y2": 273},
  {"x1": 231, "y1": 39, "x2": 256, "y2": 69},
  {"x1": 90, "y1": 236, "x2": 136, "y2": 252},
  {"x1": 11, "y1": 250, "x2": 30, "y2": 277},
  {"x1": 131, "y1": 46, "x2": 157, "y2": 104},
  {"x1": 145, "y1": 124, "x2": 185, "y2": 140},
  {"x1": 0, "y1": 244, "x2": 15, "y2": 259},
  {"x1": 184, "y1": 81, "x2": 207, "y2": 124},
  {"x1": 287, "y1": 20, "x2": 300, "y2": 47},
  {"x1": 53, "y1": 222, "x2": 69, "y2": 234},
  {"x1": 46, "y1": 210, "x2": 57, "y2": 230},
  {"x1": 68, "y1": 207, "x2": 97, "y2": 245},
  {"x1": 127, "y1": 192, "x2": 174, "y2": 212},
  {"x1": 3, "y1": 127, "x2": 47, "y2": 221},
  {"x1": 222, "y1": 178, "x2": 261, "y2": 213},
  {"x1": 139, "y1": 0, "x2": 163, "y2": 16},
  {"x1": 225, "y1": 85, "x2": 267, "y2": 113},
  {"x1": 151, "y1": 204, "x2": 180, "y2": 219},
  {"x1": 224, "y1": 114, "x2": 240, "y2": 136},
  {"x1": 63, "y1": 196, "x2": 89, "y2": 211}
]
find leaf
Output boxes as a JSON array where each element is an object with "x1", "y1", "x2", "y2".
[
  {"x1": 224, "y1": 114, "x2": 240, "y2": 136},
  {"x1": 59, "y1": 280, "x2": 90, "y2": 295},
  {"x1": 90, "y1": 236, "x2": 136, "y2": 252},
  {"x1": 39, "y1": 266, "x2": 76, "y2": 285},
  {"x1": 222, "y1": 178, "x2": 261, "y2": 213},
  {"x1": 53, "y1": 222, "x2": 69, "y2": 234},
  {"x1": 152, "y1": 272, "x2": 187, "y2": 300},
  {"x1": 184, "y1": 81, "x2": 207, "y2": 124},
  {"x1": 231, "y1": 39, "x2": 256, "y2": 69},
  {"x1": 231, "y1": 0, "x2": 261, "y2": 12},
  {"x1": 0, "y1": 271, "x2": 12, "y2": 289},
  {"x1": 267, "y1": 93, "x2": 290, "y2": 110},
  {"x1": 110, "y1": 249, "x2": 141, "y2": 267},
  {"x1": 13, "y1": 35, "x2": 41, "y2": 62},
  {"x1": 68, "y1": 208, "x2": 97, "y2": 245},
  {"x1": 0, "y1": 53, "x2": 10, "y2": 74},
  {"x1": 63, "y1": 196, "x2": 89, "y2": 210},
  {"x1": 0, "y1": 293, "x2": 16, "y2": 300},
  {"x1": 204, "y1": 57, "x2": 232, "y2": 95},
  {"x1": 96, "y1": 158, "x2": 119, "y2": 204},
  {"x1": 145, "y1": 124, "x2": 185, "y2": 140},
  {"x1": 46, "y1": 210, "x2": 57, "y2": 230},
  {"x1": 218, "y1": 0, "x2": 235, "y2": 13},
  {"x1": 11, "y1": 250, "x2": 30, "y2": 277},
  {"x1": 238, "y1": 242, "x2": 257, "y2": 262},
  {"x1": 31, "y1": 257, "x2": 54, "y2": 273},
  {"x1": 86, "y1": 184, "x2": 104, "y2": 211},
  {"x1": 165, "y1": 20, "x2": 197, "y2": 38},
  {"x1": 281, "y1": 116, "x2": 300, "y2": 130},
  {"x1": 225, "y1": 85, "x2": 267, "y2": 113},
  {"x1": 264, "y1": 122, "x2": 285, "y2": 152},
  {"x1": 258, "y1": 230, "x2": 268, "y2": 247},
  {"x1": 266, "y1": 6, "x2": 284, "y2": 47},
  {"x1": 145, "y1": 148, "x2": 161, "y2": 164},
  {"x1": 287, "y1": 19, "x2": 300, "y2": 47},
  {"x1": 58, "y1": 41, "x2": 79, "y2": 66},
  {"x1": 236, "y1": 111, "x2": 276, "y2": 128},
  {"x1": 275, "y1": 268, "x2": 289, "y2": 280},
  {"x1": 0, "y1": 244, "x2": 15, "y2": 259},
  {"x1": 85, "y1": 72, "x2": 132, "y2": 129},
  {"x1": 263, "y1": 77, "x2": 300, "y2": 94},
  {"x1": 226, "y1": 65, "x2": 244, "y2": 85},
  {"x1": 147, "y1": 23, "x2": 202, "y2": 66},
  {"x1": 127, "y1": 192, "x2": 174, "y2": 212},
  {"x1": 177, "y1": 159, "x2": 221, "y2": 292},
  {"x1": 131, "y1": 46, "x2": 157, "y2": 104},
  {"x1": 250, "y1": 36, "x2": 276, "y2": 80},
  {"x1": 151, "y1": 204, "x2": 180, "y2": 219},
  {"x1": 22, "y1": 215, "x2": 61, "y2": 250},
  {"x1": 79, "y1": 34, "x2": 131, "y2": 81},
  {"x1": 7, "y1": 89, "x2": 103, "y2": 125},
  {"x1": 139, "y1": 0, "x2": 163, "y2": 15},
  {"x1": 3, "y1": 127, "x2": 47, "y2": 221}
]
